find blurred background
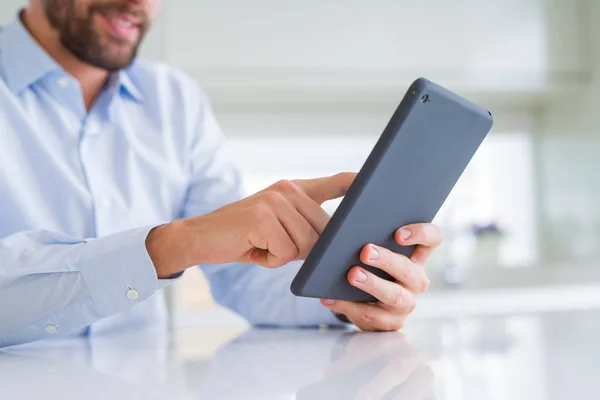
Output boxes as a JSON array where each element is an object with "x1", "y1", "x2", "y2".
[{"x1": 2, "y1": 0, "x2": 599, "y2": 328}]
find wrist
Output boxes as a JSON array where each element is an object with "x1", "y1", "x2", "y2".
[{"x1": 146, "y1": 219, "x2": 195, "y2": 279}]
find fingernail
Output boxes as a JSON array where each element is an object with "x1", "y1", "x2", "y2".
[
  {"x1": 324, "y1": 299, "x2": 336, "y2": 305},
  {"x1": 369, "y1": 246, "x2": 380, "y2": 260},
  {"x1": 355, "y1": 270, "x2": 368, "y2": 282},
  {"x1": 399, "y1": 228, "x2": 411, "y2": 241}
]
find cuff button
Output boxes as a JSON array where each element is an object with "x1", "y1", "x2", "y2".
[
  {"x1": 45, "y1": 324, "x2": 58, "y2": 334},
  {"x1": 126, "y1": 287, "x2": 140, "y2": 300}
]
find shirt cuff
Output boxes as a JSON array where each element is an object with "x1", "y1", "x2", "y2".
[{"x1": 79, "y1": 226, "x2": 178, "y2": 317}]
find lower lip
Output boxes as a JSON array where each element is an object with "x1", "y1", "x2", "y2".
[{"x1": 100, "y1": 14, "x2": 139, "y2": 39}]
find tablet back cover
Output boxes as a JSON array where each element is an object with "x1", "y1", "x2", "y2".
[{"x1": 291, "y1": 78, "x2": 493, "y2": 301}]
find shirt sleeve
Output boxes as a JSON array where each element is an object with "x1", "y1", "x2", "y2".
[
  {"x1": 181, "y1": 90, "x2": 343, "y2": 328},
  {"x1": 0, "y1": 226, "x2": 177, "y2": 348}
]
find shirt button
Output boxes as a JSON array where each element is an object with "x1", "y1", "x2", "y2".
[
  {"x1": 126, "y1": 288, "x2": 140, "y2": 300},
  {"x1": 57, "y1": 77, "x2": 70, "y2": 88},
  {"x1": 45, "y1": 324, "x2": 58, "y2": 334}
]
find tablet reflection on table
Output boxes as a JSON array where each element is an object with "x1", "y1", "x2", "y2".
[{"x1": 198, "y1": 329, "x2": 435, "y2": 400}]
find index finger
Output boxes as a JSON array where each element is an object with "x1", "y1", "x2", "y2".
[{"x1": 293, "y1": 172, "x2": 356, "y2": 205}]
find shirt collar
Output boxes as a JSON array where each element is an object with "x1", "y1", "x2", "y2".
[
  {"x1": 0, "y1": 12, "x2": 145, "y2": 103},
  {"x1": 0, "y1": 14, "x2": 60, "y2": 94},
  {"x1": 117, "y1": 67, "x2": 145, "y2": 103}
]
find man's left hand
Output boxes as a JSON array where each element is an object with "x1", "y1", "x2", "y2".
[{"x1": 321, "y1": 223, "x2": 443, "y2": 331}]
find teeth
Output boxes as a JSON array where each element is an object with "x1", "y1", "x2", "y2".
[{"x1": 109, "y1": 16, "x2": 133, "y2": 28}]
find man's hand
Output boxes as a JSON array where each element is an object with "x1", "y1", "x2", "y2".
[
  {"x1": 320, "y1": 223, "x2": 443, "y2": 331},
  {"x1": 146, "y1": 173, "x2": 356, "y2": 278}
]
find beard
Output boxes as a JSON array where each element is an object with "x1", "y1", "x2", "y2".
[{"x1": 42, "y1": 0, "x2": 150, "y2": 71}]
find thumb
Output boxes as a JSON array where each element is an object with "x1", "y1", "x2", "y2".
[{"x1": 293, "y1": 172, "x2": 356, "y2": 205}]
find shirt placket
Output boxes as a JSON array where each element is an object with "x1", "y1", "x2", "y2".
[{"x1": 78, "y1": 89, "x2": 118, "y2": 238}]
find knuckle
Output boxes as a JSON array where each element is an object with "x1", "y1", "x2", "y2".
[
  {"x1": 406, "y1": 298, "x2": 417, "y2": 314},
  {"x1": 420, "y1": 276, "x2": 431, "y2": 292},
  {"x1": 262, "y1": 190, "x2": 286, "y2": 206},
  {"x1": 273, "y1": 179, "x2": 300, "y2": 195},
  {"x1": 403, "y1": 260, "x2": 414, "y2": 281},
  {"x1": 392, "y1": 292, "x2": 406, "y2": 309},
  {"x1": 371, "y1": 246, "x2": 391, "y2": 270},
  {"x1": 378, "y1": 246, "x2": 391, "y2": 264},
  {"x1": 369, "y1": 281, "x2": 383, "y2": 297},
  {"x1": 389, "y1": 319, "x2": 405, "y2": 331},
  {"x1": 360, "y1": 311, "x2": 374, "y2": 325},
  {"x1": 282, "y1": 246, "x2": 299, "y2": 263},
  {"x1": 421, "y1": 223, "x2": 444, "y2": 246},
  {"x1": 252, "y1": 202, "x2": 271, "y2": 221}
]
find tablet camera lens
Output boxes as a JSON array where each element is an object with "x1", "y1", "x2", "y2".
[{"x1": 421, "y1": 94, "x2": 430, "y2": 103}]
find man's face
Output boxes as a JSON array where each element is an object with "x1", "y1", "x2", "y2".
[{"x1": 42, "y1": 0, "x2": 159, "y2": 71}]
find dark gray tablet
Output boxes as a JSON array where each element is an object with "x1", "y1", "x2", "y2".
[{"x1": 291, "y1": 78, "x2": 493, "y2": 302}]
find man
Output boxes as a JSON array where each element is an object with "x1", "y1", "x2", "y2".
[{"x1": 0, "y1": 0, "x2": 443, "y2": 347}]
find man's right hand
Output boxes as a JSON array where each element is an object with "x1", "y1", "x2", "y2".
[{"x1": 146, "y1": 173, "x2": 356, "y2": 278}]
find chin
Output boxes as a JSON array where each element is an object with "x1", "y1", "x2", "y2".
[{"x1": 103, "y1": 47, "x2": 137, "y2": 70}]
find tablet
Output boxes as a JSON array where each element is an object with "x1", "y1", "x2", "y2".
[{"x1": 291, "y1": 78, "x2": 493, "y2": 302}]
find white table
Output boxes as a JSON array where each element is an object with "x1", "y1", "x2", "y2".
[{"x1": 2, "y1": 309, "x2": 600, "y2": 399}]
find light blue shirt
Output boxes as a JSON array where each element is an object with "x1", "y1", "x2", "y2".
[{"x1": 0, "y1": 17, "x2": 339, "y2": 347}]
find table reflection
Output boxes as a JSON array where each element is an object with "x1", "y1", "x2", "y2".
[
  {"x1": 0, "y1": 327, "x2": 171, "y2": 399},
  {"x1": 6, "y1": 312, "x2": 600, "y2": 400},
  {"x1": 0, "y1": 327, "x2": 434, "y2": 400},
  {"x1": 197, "y1": 329, "x2": 435, "y2": 399}
]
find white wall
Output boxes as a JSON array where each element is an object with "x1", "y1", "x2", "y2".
[
  {"x1": 3, "y1": 1, "x2": 589, "y2": 110},
  {"x1": 535, "y1": 0, "x2": 600, "y2": 265},
  {"x1": 0, "y1": 1, "x2": 25, "y2": 23},
  {"x1": 139, "y1": 0, "x2": 589, "y2": 112}
]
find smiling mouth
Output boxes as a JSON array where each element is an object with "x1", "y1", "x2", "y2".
[
  {"x1": 99, "y1": 12, "x2": 141, "y2": 41},
  {"x1": 110, "y1": 16, "x2": 135, "y2": 28}
]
